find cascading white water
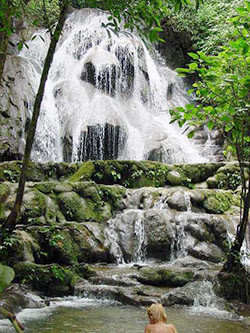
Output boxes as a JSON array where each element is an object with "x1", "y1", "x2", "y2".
[{"x1": 19, "y1": 8, "x2": 206, "y2": 163}]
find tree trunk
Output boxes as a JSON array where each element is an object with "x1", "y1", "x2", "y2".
[
  {"x1": 0, "y1": 306, "x2": 24, "y2": 333},
  {"x1": 223, "y1": 170, "x2": 250, "y2": 272},
  {"x1": 0, "y1": 0, "x2": 11, "y2": 81},
  {"x1": 1, "y1": 0, "x2": 69, "y2": 231}
]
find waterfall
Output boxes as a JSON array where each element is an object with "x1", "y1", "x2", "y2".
[
  {"x1": 190, "y1": 281, "x2": 233, "y2": 319},
  {"x1": 19, "y1": 8, "x2": 206, "y2": 164}
]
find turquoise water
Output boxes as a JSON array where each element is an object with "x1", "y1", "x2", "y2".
[{"x1": 0, "y1": 299, "x2": 249, "y2": 333}]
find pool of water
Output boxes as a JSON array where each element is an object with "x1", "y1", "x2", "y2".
[{"x1": 0, "y1": 298, "x2": 249, "y2": 333}]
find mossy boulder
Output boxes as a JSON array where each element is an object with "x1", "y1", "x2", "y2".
[
  {"x1": 72, "y1": 181, "x2": 102, "y2": 201},
  {"x1": 207, "y1": 173, "x2": 227, "y2": 189},
  {"x1": 0, "y1": 161, "x2": 21, "y2": 182},
  {"x1": 35, "y1": 181, "x2": 59, "y2": 194},
  {"x1": 68, "y1": 222, "x2": 113, "y2": 263},
  {"x1": 12, "y1": 230, "x2": 41, "y2": 263},
  {"x1": 21, "y1": 189, "x2": 48, "y2": 221},
  {"x1": 57, "y1": 191, "x2": 87, "y2": 221},
  {"x1": 203, "y1": 191, "x2": 231, "y2": 214},
  {"x1": 69, "y1": 161, "x2": 95, "y2": 182},
  {"x1": 13, "y1": 261, "x2": 77, "y2": 296},
  {"x1": 166, "y1": 169, "x2": 187, "y2": 186},
  {"x1": 206, "y1": 163, "x2": 243, "y2": 190},
  {"x1": 71, "y1": 263, "x2": 96, "y2": 279},
  {"x1": 136, "y1": 267, "x2": 195, "y2": 287},
  {"x1": 99, "y1": 184, "x2": 126, "y2": 211},
  {"x1": 69, "y1": 160, "x2": 170, "y2": 188},
  {"x1": 0, "y1": 183, "x2": 11, "y2": 223},
  {"x1": 29, "y1": 226, "x2": 79, "y2": 265},
  {"x1": 0, "y1": 183, "x2": 11, "y2": 202},
  {"x1": 180, "y1": 163, "x2": 222, "y2": 183}
]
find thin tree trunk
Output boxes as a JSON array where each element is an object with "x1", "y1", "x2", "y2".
[
  {"x1": 2, "y1": 0, "x2": 69, "y2": 231},
  {"x1": 223, "y1": 169, "x2": 250, "y2": 272},
  {"x1": 0, "y1": 306, "x2": 24, "y2": 333}
]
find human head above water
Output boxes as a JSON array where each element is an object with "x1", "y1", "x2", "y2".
[{"x1": 147, "y1": 303, "x2": 167, "y2": 324}]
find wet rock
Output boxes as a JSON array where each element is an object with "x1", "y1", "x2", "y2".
[
  {"x1": 0, "y1": 284, "x2": 48, "y2": 318},
  {"x1": 144, "y1": 210, "x2": 174, "y2": 260},
  {"x1": 135, "y1": 266, "x2": 196, "y2": 287},
  {"x1": 167, "y1": 189, "x2": 189, "y2": 211},
  {"x1": 11, "y1": 230, "x2": 40, "y2": 263},
  {"x1": 0, "y1": 56, "x2": 37, "y2": 162},
  {"x1": 188, "y1": 242, "x2": 225, "y2": 263},
  {"x1": 69, "y1": 222, "x2": 112, "y2": 263},
  {"x1": 161, "y1": 280, "x2": 226, "y2": 308}
]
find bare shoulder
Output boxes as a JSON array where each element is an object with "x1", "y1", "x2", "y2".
[
  {"x1": 167, "y1": 324, "x2": 178, "y2": 333},
  {"x1": 144, "y1": 324, "x2": 152, "y2": 333}
]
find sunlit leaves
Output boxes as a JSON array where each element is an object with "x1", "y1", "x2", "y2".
[{"x1": 170, "y1": 1, "x2": 250, "y2": 164}]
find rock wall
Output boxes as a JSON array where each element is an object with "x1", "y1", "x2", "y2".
[{"x1": 0, "y1": 160, "x2": 246, "y2": 297}]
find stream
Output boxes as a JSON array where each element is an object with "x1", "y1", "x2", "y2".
[{"x1": 0, "y1": 298, "x2": 250, "y2": 332}]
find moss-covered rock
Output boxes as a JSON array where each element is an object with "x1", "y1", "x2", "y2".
[
  {"x1": 68, "y1": 222, "x2": 113, "y2": 263},
  {"x1": 166, "y1": 169, "x2": 187, "y2": 186},
  {"x1": 31, "y1": 226, "x2": 79, "y2": 265},
  {"x1": 180, "y1": 163, "x2": 223, "y2": 183},
  {"x1": 188, "y1": 189, "x2": 206, "y2": 205},
  {"x1": 99, "y1": 184, "x2": 126, "y2": 211},
  {"x1": 71, "y1": 263, "x2": 96, "y2": 279},
  {"x1": 34, "y1": 181, "x2": 59, "y2": 194},
  {"x1": 0, "y1": 183, "x2": 11, "y2": 203},
  {"x1": 11, "y1": 230, "x2": 40, "y2": 263},
  {"x1": 0, "y1": 161, "x2": 21, "y2": 182},
  {"x1": 167, "y1": 189, "x2": 189, "y2": 211},
  {"x1": 68, "y1": 160, "x2": 170, "y2": 188},
  {"x1": 0, "y1": 183, "x2": 11, "y2": 223},
  {"x1": 206, "y1": 163, "x2": 243, "y2": 190},
  {"x1": 136, "y1": 267, "x2": 195, "y2": 287},
  {"x1": 21, "y1": 189, "x2": 48, "y2": 222},
  {"x1": 69, "y1": 161, "x2": 95, "y2": 182},
  {"x1": 57, "y1": 191, "x2": 87, "y2": 221},
  {"x1": 72, "y1": 181, "x2": 102, "y2": 201},
  {"x1": 13, "y1": 261, "x2": 77, "y2": 296},
  {"x1": 203, "y1": 191, "x2": 231, "y2": 214}
]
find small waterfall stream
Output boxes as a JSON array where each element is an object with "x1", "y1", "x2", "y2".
[{"x1": 19, "y1": 8, "x2": 206, "y2": 164}]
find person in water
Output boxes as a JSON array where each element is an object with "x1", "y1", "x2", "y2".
[{"x1": 144, "y1": 303, "x2": 178, "y2": 333}]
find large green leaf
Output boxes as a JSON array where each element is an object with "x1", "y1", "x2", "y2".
[{"x1": 0, "y1": 263, "x2": 15, "y2": 292}]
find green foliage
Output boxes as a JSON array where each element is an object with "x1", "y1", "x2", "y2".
[
  {"x1": 0, "y1": 263, "x2": 15, "y2": 292},
  {"x1": 166, "y1": 0, "x2": 245, "y2": 53},
  {"x1": 3, "y1": 169, "x2": 19, "y2": 183},
  {"x1": 170, "y1": 1, "x2": 250, "y2": 166},
  {"x1": 0, "y1": 230, "x2": 20, "y2": 260},
  {"x1": 218, "y1": 172, "x2": 241, "y2": 190},
  {"x1": 40, "y1": 225, "x2": 64, "y2": 248}
]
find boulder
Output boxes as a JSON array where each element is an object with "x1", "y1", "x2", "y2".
[
  {"x1": 13, "y1": 261, "x2": 77, "y2": 296},
  {"x1": 144, "y1": 210, "x2": 175, "y2": 260},
  {"x1": 136, "y1": 266, "x2": 196, "y2": 287}
]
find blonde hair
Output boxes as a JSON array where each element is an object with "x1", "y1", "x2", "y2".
[{"x1": 147, "y1": 303, "x2": 167, "y2": 324}]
